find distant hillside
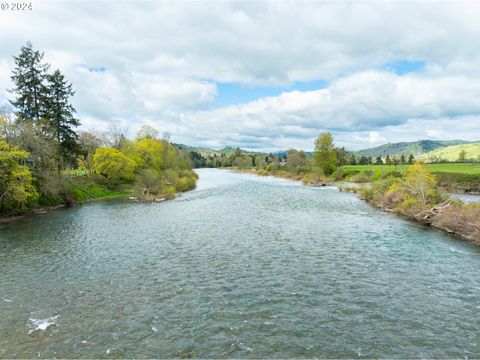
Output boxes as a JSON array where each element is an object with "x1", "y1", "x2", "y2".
[
  {"x1": 355, "y1": 140, "x2": 470, "y2": 158},
  {"x1": 173, "y1": 144, "x2": 265, "y2": 157},
  {"x1": 418, "y1": 142, "x2": 480, "y2": 162}
]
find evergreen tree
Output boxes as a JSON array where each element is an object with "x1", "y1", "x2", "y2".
[
  {"x1": 408, "y1": 154, "x2": 415, "y2": 164},
  {"x1": 375, "y1": 156, "x2": 383, "y2": 165},
  {"x1": 45, "y1": 69, "x2": 80, "y2": 166},
  {"x1": 9, "y1": 42, "x2": 50, "y2": 122},
  {"x1": 385, "y1": 155, "x2": 393, "y2": 165},
  {"x1": 349, "y1": 154, "x2": 357, "y2": 165}
]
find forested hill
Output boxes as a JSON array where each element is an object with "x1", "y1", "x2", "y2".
[
  {"x1": 354, "y1": 140, "x2": 470, "y2": 158},
  {"x1": 173, "y1": 144, "x2": 266, "y2": 157}
]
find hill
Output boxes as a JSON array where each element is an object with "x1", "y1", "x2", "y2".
[
  {"x1": 418, "y1": 142, "x2": 480, "y2": 162},
  {"x1": 355, "y1": 140, "x2": 470, "y2": 158},
  {"x1": 173, "y1": 144, "x2": 266, "y2": 157}
]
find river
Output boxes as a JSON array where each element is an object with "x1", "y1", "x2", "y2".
[{"x1": 0, "y1": 168, "x2": 479, "y2": 358}]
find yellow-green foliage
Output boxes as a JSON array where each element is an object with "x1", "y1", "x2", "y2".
[
  {"x1": 393, "y1": 163, "x2": 439, "y2": 209},
  {"x1": 314, "y1": 132, "x2": 337, "y2": 175},
  {"x1": 128, "y1": 138, "x2": 169, "y2": 170},
  {"x1": 0, "y1": 140, "x2": 38, "y2": 212},
  {"x1": 93, "y1": 147, "x2": 136, "y2": 185},
  {"x1": 361, "y1": 163, "x2": 442, "y2": 215}
]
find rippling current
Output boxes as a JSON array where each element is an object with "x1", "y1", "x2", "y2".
[{"x1": 1, "y1": 169, "x2": 479, "y2": 358}]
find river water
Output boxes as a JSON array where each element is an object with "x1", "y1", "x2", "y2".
[{"x1": 1, "y1": 169, "x2": 479, "y2": 358}]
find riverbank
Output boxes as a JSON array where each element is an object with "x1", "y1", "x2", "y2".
[
  {"x1": 230, "y1": 167, "x2": 480, "y2": 246},
  {"x1": 228, "y1": 168, "x2": 329, "y2": 186},
  {"x1": 343, "y1": 180, "x2": 480, "y2": 246}
]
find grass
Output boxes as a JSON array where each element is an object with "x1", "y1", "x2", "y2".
[
  {"x1": 418, "y1": 142, "x2": 480, "y2": 162},
  {"x1": 343, "y1": 163, "x2": 480, "y2": 174},
  {"x1": 342, "y1": 163, "x2": 480, "y2": 192},
  {"x1": 64, "y1": 176, "x2": 132, "y2": 203}
]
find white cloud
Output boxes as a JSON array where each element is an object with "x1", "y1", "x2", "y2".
[{"x1": 0, "y1": 1, "x2": 480, "y2": 150}]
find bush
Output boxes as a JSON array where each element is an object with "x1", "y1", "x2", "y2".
[
  {"x1": 331, "y1": 168, "x2": 346, "y2": 181},
  {"x1": 351, "y1": 170, "x2": 374, "y2": 182},
  {"x1": 134, "y1": 169, "x2": 162, "y2": 198}
]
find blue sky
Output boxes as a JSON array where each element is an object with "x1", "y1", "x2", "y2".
[
  {"x1": 0, "y1": 2, "x2": 479, "y2": 151},
  {"x1": 215, "y1": 80, "x2": 328, "y2": 106},
  {"x1": 382, "y1": 60, "x2": 426, "y2": 75},
  {"x1": 214, "y1": 60, "x2": 425, "y2": 107}
]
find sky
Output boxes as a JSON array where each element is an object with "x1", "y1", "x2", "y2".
[{"x1": 0, "y1": 1, "x2": 480, "y2": 151}]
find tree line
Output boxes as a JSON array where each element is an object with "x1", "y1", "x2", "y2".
[
  {"x1": 0, "y1": 42, "x2": 197, "y2": 214},
  {"x1": 191, "y1": 133, "x2": 417, "y2": 174}
]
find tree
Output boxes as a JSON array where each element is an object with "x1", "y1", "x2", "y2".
[
  {"x1": 255, "y1": 155, "x2": 266, "y2": 170},
  {"x1": 45, "y1": 69, "x2": 80, "y2": 166},
  {"x1": 358, "y1": 156, "x2": 369, "y2": 165},
  {"x1": 400, "y1": 154, "x2": 406, "y2": 165},
  {"x1": 385, "y1": 155, "x2": 393, "y2": 165},
  {"x1": 93, "y1": 147, "x2": 136, "y2": 186},
  {"x1": 234, "y1": 156, "x2": 252, "y2": 169},
  {"x1": 129, "y1": 138, "x2": 176, "y2": 171},
  {"x1": 314, "y1": 132, "x2": 337, "y2": 175},
  {"x1": 1, "y1": 117, "x2": 57, "y2": 173},
  {"x1": 78, "y1": 130, "x2": 108, "y2": 172},
  {"x1": 287, "y1": 149, "x2": 306, "y2": 172},
  {"x1": 375, "y1": 156, "x2": 383, "y2": 165},
  {"x1": 392, "y1": 156, "x2": 400, "y2": 168},
  {"x1": 349, "y1": 154, "x2": 357, "y2": 165},
  {"x1": 408, "y1": 154, "x2": 415, "y2": 164},
  {"x1": 458, "y1": 149, "x2": 467, "y2": 162},
  {"x1": 389, "y1": 162, "x2": 438, "y2": 210},
  {"x1": 335, "y1": 147, "x2": 349, "y2": 166},
  {"x1": 108, "y1": 124, "x2": 129, "y2": 149},
  {"x1": 9, "y1": 42, "x2": 50, "y2": 122},
  {"x1": 134, "y1": 168, "x2": 162, "y2": 198},
  {"x1": 136, "y1": 125, "x2": 159, "y2": 140},
  {"x1": 0, "y1": 140, "x2": 38, "y2": 212}
]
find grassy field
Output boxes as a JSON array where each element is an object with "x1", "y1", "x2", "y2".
[
  {"x1": 343, "y1": 163, "x2": 480, "y2": 174},
  {"x1": 418, "y1": 142, "x2": 480, "y2": 162}
]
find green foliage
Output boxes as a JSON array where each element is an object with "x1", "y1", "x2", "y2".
[
  {"x1": 255, "y1": 155, "x2": 267, "y2": 170},
  {"x1": 359, "y1": 163, "x2": 442, "y2": 215},
  {"x1": 419, "y1": 142, "x2": 480, "y2": 162},
  {"x1": 351, "y1": 170, "x2": 375, "y2": 183},
  {"x1": 93, "y1": 147, "x2": 136, "y2": 186},
  {"x1": 63, "y1": 175, "x2": 131, "y2": 203},
  {"x1": 342, "y1": 163, "x2": 480, "y2": 175},
  {"x1": 45, "y1": 69, "x2": 80, "y2": 165},
  {"x1": 134, "y1": 168, "x2": 163, "y2": 199},
  {"x1": 9, "y1": 42, "x2": 50, "y2": 121},
  {"x1": 9, "y1": 43, "x2": 80, "y2": 169},
  {"x1": 331, "y1": 168, "x2": 346, "y2": 181},
  {"x1": 234, "y1": 156, "x2": 253, "y2": 169},
  {"x1": 314, "y1": 132, "x2": 337, "y2": 175},
  {"x1": 0, "y1": 140, "x2": 38, "y2": 213},
  {"x1": 286, "y1": 149, "x2": 307, "y2": 173}
]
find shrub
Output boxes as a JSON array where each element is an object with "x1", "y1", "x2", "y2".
[
  {"x1": 351, "y1": 170, "x2": 374, "y2": 183},
  {"x1": 134, "y1": 169, "x2": 162, "y2": 198},
  {"x1": 331, "y1": 168, "x2": 346, "y2": 181}
]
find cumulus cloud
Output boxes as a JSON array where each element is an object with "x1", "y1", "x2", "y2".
[{"x1": 0, "y1": 1, "x2": 480, "y2": 150}]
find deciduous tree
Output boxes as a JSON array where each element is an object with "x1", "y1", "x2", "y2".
[{"x1": 314, "y1": 132, "x2": 337, "y2": 175}]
